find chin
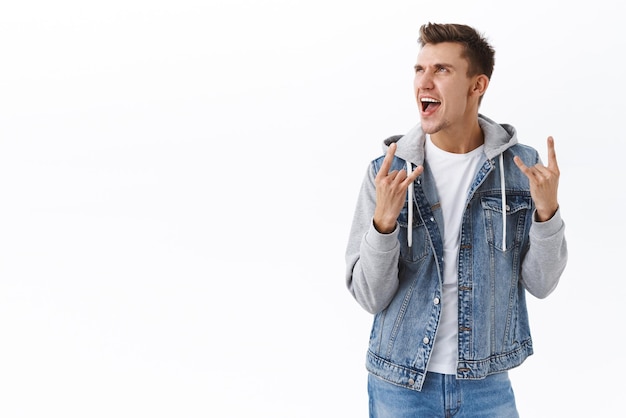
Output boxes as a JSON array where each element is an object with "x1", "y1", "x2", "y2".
[
  {"x1": 420, "y1": 121, "x2": 439, "y2": 135},
  {"x1": 420, "y1": 116, "x2": 448, "y2": 135}
]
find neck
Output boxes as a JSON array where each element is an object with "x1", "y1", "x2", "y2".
[{"x1": 430, "y1": 119, "x2": 483, "y2": 154}]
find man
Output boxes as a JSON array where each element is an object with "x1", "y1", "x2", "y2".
[{"x1": 345, "y1": 23, "x2": 567, "y2": 417}]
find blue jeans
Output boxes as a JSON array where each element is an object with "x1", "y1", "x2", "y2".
[{"x1": 368, "y1": 371, "x2": 519, "y2": 418}]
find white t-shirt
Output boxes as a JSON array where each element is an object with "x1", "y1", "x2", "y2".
[{"x1": 425, "y1": 135, "x2": 485, "y2": 375}]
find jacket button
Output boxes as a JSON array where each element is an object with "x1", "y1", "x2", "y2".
[
  {"x1": 433, "y1": 297, "x2": 440, "y2": 305},
  {"x1": 408, "y1": 378, "x2": 415, "y2": 386},
  {"x1": 423, "y1": 337, "x2": 430, "y2": 344}
]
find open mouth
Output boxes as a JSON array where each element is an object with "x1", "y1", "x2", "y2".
[{"x1": 421, "y1": 97, "x2": 441, "y2": 112}]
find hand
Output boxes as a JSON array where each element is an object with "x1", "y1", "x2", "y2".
[
  {"x1": 373, "y1": 143, "x2": 423, "y2": 233},
  {"x1": 514, "y1": 136, "x2": 560, "y2": 222}
]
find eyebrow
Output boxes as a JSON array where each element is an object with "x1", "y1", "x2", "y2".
[{"x1": 414, "y1": 63, "x2": 455, "y2": 71}]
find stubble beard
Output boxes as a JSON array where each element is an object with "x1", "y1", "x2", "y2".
[{"x1": 421, "y1": 117, "x2": 450, "y2": 135}]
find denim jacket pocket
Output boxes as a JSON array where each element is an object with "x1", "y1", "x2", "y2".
[{"x1": 481, "y1": 195, "x2": 532, "y2": 251}]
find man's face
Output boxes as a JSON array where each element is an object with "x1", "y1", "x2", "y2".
[{"x1": 413, "y1": 42, "x2": 477, "y2": 135}]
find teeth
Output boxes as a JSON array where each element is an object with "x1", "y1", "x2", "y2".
[{"x1": 421, "y1": 97, "x2": 440, "y2": 103}]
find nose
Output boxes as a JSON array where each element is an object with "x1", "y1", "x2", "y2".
[{"x1": 415, "y1": 71, "x2": 434, "y2": 90}]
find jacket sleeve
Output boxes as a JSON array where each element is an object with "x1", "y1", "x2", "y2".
[
  {"x1": 345, "y1": 162, "x2": 402, "y2": 314},
  {"x1": 520, "y1": 207, "x2": 568, "y2": 298}
]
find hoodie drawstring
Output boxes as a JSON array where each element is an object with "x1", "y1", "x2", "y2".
[
  {"x1": 406, "y1": 161, "x2": 413, "y2": 247},
  {"x1": 499, "y1": 153, "x2": 507, "y2": 251}
]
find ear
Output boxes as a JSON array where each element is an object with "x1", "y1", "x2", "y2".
[{"x1": 472, "y1": 74, "x2": 489, "y2": 97}]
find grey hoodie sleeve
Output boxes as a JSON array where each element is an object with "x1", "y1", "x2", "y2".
[
  {"x1": 345, "y1": 162, "x2": 402, "y2": 314},
  {"x1": 520, "y1": 207, "x2": 568, "y2": 298}
]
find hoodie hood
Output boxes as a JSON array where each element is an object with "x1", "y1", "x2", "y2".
[{"x1": 382, "y1": 114, "x2": 518, "y2": 166}]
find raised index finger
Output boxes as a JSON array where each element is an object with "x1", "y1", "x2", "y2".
[{"x1": 378, "y1": 142, "x2": 397, "y2": 177}]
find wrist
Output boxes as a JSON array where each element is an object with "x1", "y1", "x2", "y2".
[
  {"x1": 535, "y1": 205, "x2": 558, "y2": 222},
  {"x1": 373, "y1": 218, "x2": 396, "y2": 234}
]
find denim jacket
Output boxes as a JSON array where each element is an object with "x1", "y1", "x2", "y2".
[{"x1": 345, "y1": 115, "x2": 567, "y2": 391}]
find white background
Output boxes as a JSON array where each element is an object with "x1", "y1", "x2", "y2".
[{"x1": 0, "y1": 0, "x2": 623, "y2": 416}]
